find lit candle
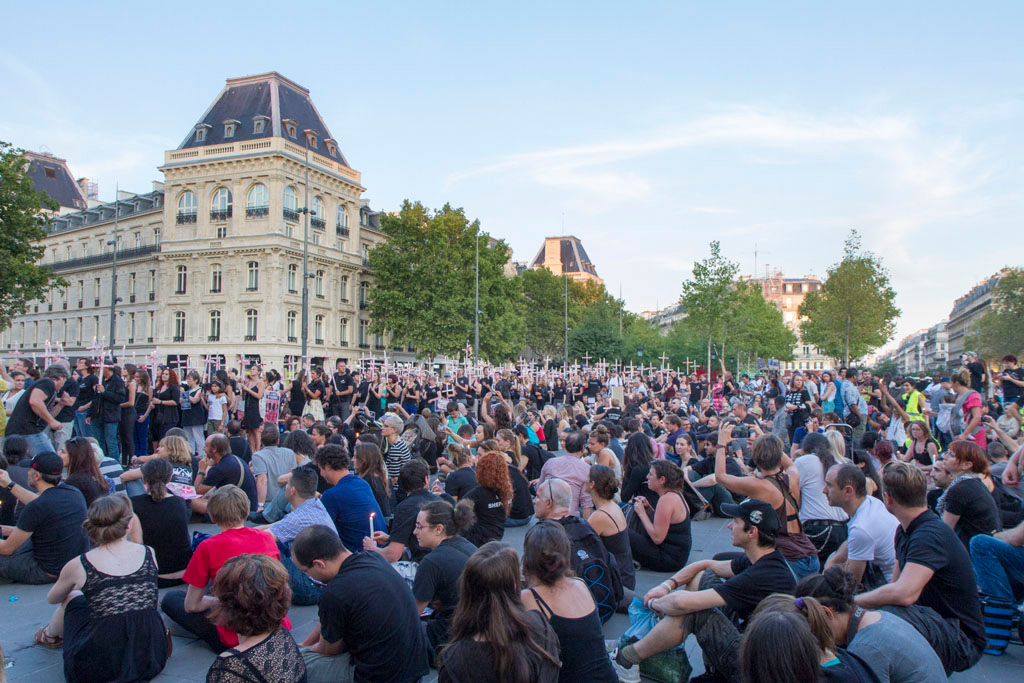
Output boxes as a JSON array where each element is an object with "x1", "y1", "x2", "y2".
[{"x1": 369, "y1": 511, "x2": 376, "y2": 537}]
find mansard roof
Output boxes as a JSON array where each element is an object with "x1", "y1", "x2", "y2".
[
  {"x1": 24, "y1": 151, "x2": 88, "y2": 210},
  {"x1": 178, "y1": 72, "x2": 349, "y2": 167},
  {"x1": 530, "y1": 235, "x2": 599, "y2": 277}
]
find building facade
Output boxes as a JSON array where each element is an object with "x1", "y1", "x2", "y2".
[
  {"x1": 3, "y1": 72, "x2": 413, "y2": 372},
  {"x1": 744, "y1": 270, "x2": 833, "y2": 371},
  {"x1": 881, "y1": 321, "x2": 949, "y2": 376},
  {"x1": 947, "y1": 271, "x2": 1005, "y2": 365},
  {"x1": 528, "y1": 235, "x2": 603, "y2": 285}
]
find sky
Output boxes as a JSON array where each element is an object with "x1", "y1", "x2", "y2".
[{"x1": 3, "y1": 1, "x2": 1022, "y2": 352}]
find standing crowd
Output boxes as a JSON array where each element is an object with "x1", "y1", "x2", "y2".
[{"x1": 1, "y1": 351, "x2": 1023, "y2": 682}]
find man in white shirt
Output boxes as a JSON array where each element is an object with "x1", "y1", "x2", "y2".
[{"x1": 823, "y1": 463, "x2": 899, "y2": 583}]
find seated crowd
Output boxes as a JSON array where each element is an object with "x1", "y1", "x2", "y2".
[{"x1": 0, "y1": 357, "x2": 1022, "y2": 682}]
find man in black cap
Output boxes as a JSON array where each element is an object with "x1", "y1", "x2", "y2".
[
  {"x1": 0, "y1": 451, "x2": 89, "y2": 584},
  {"x1": 611, "y1": 498, "x2": 796, "y2": 683}
]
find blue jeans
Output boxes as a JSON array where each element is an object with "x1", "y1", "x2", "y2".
[
  {"x1": 505, "y1": 515, "x2": 532, "y2": 527},
  {"x1": 93, "y1": 421, "x2": 119, "y2": 462},
  {"x1": 787, "y1": 554, "x2": 820, "y2": 580},
  {"x1": 262, "y1": 487, "x2": 292, "y2": 523},
  {"x1": 73, "y1": 411, "x2": 92, "y2": 438},
  {"x1": 134, "y1": 414, "x2": 150, "y2": 457},
  {"x1": 276, "y1": 540, "x2": 322, "y2": 606},
  {"x1": 971, "y1": 534, "x2": 1024, "y2": 602}
]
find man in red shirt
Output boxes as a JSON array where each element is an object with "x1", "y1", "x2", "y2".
[{"x1": 160, "y1": 485, "x2": 291, "y2": 651}]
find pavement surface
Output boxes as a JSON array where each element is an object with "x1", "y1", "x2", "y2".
[{"x1": 1, "y1": 515, "x2": 1021, "y2": 682}]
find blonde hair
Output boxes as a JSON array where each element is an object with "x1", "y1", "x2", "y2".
[
  {"x1": 207, "y1": 485, "x2": 251, "y2": 527},
  {"x1": 161, "y1": 435, "x2": 193, "y2": 466},
  {"x1": 825, "y1": 430, "x2": 847, "y2": 464}
]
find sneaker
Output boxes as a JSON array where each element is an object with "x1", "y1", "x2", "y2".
[{"x1": 608, "y1": 651, "x2": 640, "y2": 683}]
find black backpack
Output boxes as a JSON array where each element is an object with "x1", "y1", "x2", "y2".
[{"x1": 558, "y1": 516, "x2": 623, "y2": 623}]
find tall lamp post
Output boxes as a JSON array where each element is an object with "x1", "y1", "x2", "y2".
[
  {"x1": 300, "y1": 140, "x2": 311, "y2": 369},
  {"x1": 473, "y1": 231, "x2": 479, "y2": 360},
  {"x1": 107, "y1": 183, "x2": 121, "y2": 348}
]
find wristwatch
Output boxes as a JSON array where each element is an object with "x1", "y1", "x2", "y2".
[{"x1": 5, "y1": 481, "x2": 15, "y2": 491}]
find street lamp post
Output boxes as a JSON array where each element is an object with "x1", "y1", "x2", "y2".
[
  {"x1": 107, "y1": 183, "x2": 120, "y2": 348},
  {"x1": 563, "y1": 273, "x2": 569, "y2": 368},
  {"x1": 474, "y1": 232, "x2": 479, "y2": 360},
  {"x1": 301, "y1": 142, "x2": 310, "y2": 368}
]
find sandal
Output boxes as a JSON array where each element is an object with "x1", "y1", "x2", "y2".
[{"x1": 34, "y1": 625, "x2": 62, "y2": 649}]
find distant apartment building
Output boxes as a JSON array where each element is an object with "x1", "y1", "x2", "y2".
[
  {"x1": 744, "y1": 270, "x2": 833, "y2": 371},
  {"x1": 947, "y1": 271, "x2": 1005, "y2": 365}
]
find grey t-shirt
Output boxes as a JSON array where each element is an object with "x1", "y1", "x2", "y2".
[
  {"x1": 251, "y1": 445, "x2": 297, "y2": 502},
  {"x1": 846, "y1": 495, "x2": 900, "y2": 581},
  {"x1": 850, "y1": 610, "x2": 946, "y2": 683}
]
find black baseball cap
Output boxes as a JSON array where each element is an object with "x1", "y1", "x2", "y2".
[
  {"x1": 721, "y1": 498, "x2": 781, "y2": 535},
  {"x1": 30, "y1": 451, "x2": 64, "y2": 477}
]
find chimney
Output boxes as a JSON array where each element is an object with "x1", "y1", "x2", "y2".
[{"x1": 77, "y1": 177, "x2": 99, "y2": 199}]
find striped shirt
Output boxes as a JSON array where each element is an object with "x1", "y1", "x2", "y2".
[{"x1": 384, "y1": 439, "x2": 412, "y2": 479}]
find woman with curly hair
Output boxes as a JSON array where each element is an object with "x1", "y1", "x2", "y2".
[
  {"x1": 461, "y1": 443, "x2": 512, "y2": 547},
  {"x1": 206, "y1": 554, "x2": 305, "y2": 683}
]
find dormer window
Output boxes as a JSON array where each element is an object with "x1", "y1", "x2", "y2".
[
  {"x1": 304, "y1": 129, "x2": 318, "y2": 148},
  {"x1": 195, "y1": 124, "x2": 211, "y2": 142},
  {"x1": 223, "y1": 119, "x2": 240, "y2": 138},
  {"x1": 283, "y1": 119, "x2": 298, "y2": 139},
  {"x1": 325, "y1": 138, "x2": 337, "y2": 157},
  {"x1": 253, "y1": 115, "x2": 269, "y2": 134}
]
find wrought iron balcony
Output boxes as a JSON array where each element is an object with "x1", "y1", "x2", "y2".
[
  {"x1": 246, "y1": 206, "x2": 269, "y2": 219},
  {"x1": 336, "y1": 225, "x2": 350, "y2": 237},
  {"x1": 210, "y1": 209, "x2": 232, "y2": 221},
  {"x1": 49, "y1": 244, "x2": 160, "y2": 272},
  {"x1": 244, "y1": 335, "x2": 257, "y2": 342},
  {"x1": 149, "y1": 292, "x2": 155, "y2": 301},
  {"x1": 176, "y1": 212, "x2": 197, "y2": 225},
  {"x1": 173, "y1": 335, "x2": 184, "y2": 342},
  {"x1": 358, "y1": 343, "x2": 370, "y2": 349},
  {"x1": 283, "y1": 208, "x2": 300, "y2": 222},
  {"x1": 311, "y1": 217, "x2": 326, "y2": 230},
  {"x1": 288, "y1": 336, "x2": 297, "y2": 343},
  {"x1": 359, "y1": 301, "x2": 368, "y2": 310},
  {"x1": 315, "y1": 338, "x2": 324, "y2": 345},
  {"x1": 208, "y1": 335, "x2": 220, "y2": 342},
  {"x1": 339, "y1": 341, "x2": 349, "y2": 347}
]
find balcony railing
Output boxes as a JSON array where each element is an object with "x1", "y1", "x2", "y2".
[
  {"x1": 315, "y1": 338, "x2": 324, "y2": 345},
  {"x1": 147, "y1": 337, "x2": 153, "y2": 343},
  {"x1": 374, "y1": 344, "x2": 385, "y2": 350},
  {"x1": 49, "y1": 244, "x2": 160, "y2": 272},
  {"x1": 311, "y1": 217, "x2": 326, "y2": 230},
  {"x1": 94, "y1": 299, "x2": 100, "y2": 307},
  {"x1": 129, "y1": 295, "x2": 135, "y2": 303},
  {"x1": 78, "y1": 301, "x2": 83, "y2": 308},
  {"x1": 173, "y1": 335, "x2": 184, "y2": 342},
  {"x1": 358, "y1": 343, "x2": 369, "y2": 349},
  {"x1": 359, "y1": 301, "x2": 368, "y2": 310},
  {"x1": 246, "y1": 206, "x2": 269, "y2": 218},
  {"x1": 336, "y1": 225, "x2": 349, "y2": 237},
  {"x1": 246, "y1": 286, "x2": 258, "y2": 292},
  {"x1": 283, "y1": 208, "x2": 300, "y2": 222},
  {"x1": 244, "y1": 335, "x2": 257, "y2": 342},
  {"x1": 176, "y1": 212, "x2": 197, "y2": 225},
  {"x1": 208, "y1": 335, "x2": 220, "y2": 342},
  {"x1": 149, "y1": 292, "x2": 155, "y2": 301},
  {"x1": 62, "y1": 302, "x2": 67, "y2": 310},
  {"x1": 210, "y1": 209, "x2": 232, "y2": 221},
  {"x1": 288, "y1": 336, "x2": 297, "y2": 343},
  {"x1": 339, "y1": 341, "x2": 349, "y2": 347}
]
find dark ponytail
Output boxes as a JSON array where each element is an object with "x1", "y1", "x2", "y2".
[
  {"x1": 141, "y1": 457, "x2": 173, "y2": 502},
  {"x1": 421, "y1": 499, "x2": 476, "y2": 537}
]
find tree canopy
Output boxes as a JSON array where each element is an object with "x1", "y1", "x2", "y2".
[
  {"x1": 798, "y1": 230, "x2": 899, "y2": 366},
  {"x1": 0, "y1": 141, "x2": 66, "y2": 332},
  {"x1": 971, "y1": 267, "x2": 1024, "y2": 359}
]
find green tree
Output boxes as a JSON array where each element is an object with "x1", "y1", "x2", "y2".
[
  {"x1": 569, "y1": 300, "x2": 624, "y2": 362},
  {"x1": 663, "y1": 321, "x2": 707, "y2": 371},
  {"x1": 971, "y1": 268, "x2": 1024, "y2": 359},
  {"x1": 872, "y1": 358, "x2": 900, "y2": 377},
  {"x1": 0, "y1": 142, "x2": 67, "y2": 332},
  {"x1": 728, "y1": 282, "x2": 798, "y2": 366},
  {"x1": 367, "y1": 201, "x2": 523, "y2": 362},
  {"x1": 681, "y1": 241, "x2": 741, "y2": 374},
  {"x1": 798, "y1": 230, "x2": 900, "y2": 366}
]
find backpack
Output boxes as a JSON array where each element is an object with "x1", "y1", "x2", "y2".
[{"x1": 558, "y1": 516, "x2": 623, "y2": 623}]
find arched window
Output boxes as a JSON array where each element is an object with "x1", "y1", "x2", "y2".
[
  {"x1": 176, "y1": 191, "x2": 197, "y2": 224},
  {"x1": 284, "y1": 187, "x2": 299, "y2": 221},
  {"x1": 174, "y1": 311, "x2": 186, "y2": 341},
  {"x1": 287, "y1": 264, "x2": 298, "y2": 293},
  {"x1": 247, "y1": 262, "x2": 259, "y2": 291},
  {"x1": 175, "y1": 265, "x2": 187, "y2": 294},
  {"x1": 211, "y1": 188, "x2": 232, "y2": 220},
  {"x1": 315, "y1": 315, "x2": 324, "y2": 344},
  {"x1": 246, "y1": 184, "x2": 269, "y2": 218},
  {"x1": 311, "y1": 196, "x2": 325, "y2": 229},
  {"x1": 287, "y1": 311, "x2": 297, "y2": 341},
  {"x1": 245, "y1": 309, "x2": 258, "y2": 341},
  {"x1": 209, "y1": 310, "x2": 221, "y2": 341},
  {"x1": 337, "y1": 205, "x2": 348, "y2": 233}
]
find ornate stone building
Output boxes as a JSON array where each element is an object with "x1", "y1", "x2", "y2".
[
  {"x1": 3, "y1": 72, "x2": 413, "y2": 372},
  {"x1": 528, "y1": 235, "x2": 603, "y2": 286}
]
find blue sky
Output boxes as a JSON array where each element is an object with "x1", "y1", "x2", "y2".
[{"x1": 3, "y1": 1, "x2": 1022, "y2": 352}]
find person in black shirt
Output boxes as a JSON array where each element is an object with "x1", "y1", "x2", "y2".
[
  {"x1": 130, "y1": 458, "x2": 192, "y2": 586},
  {"x1": 411, "y1": 500, "x2": 477, "y2": 663},
  {"x1": 331, "y1": 360, "x2": 354, "y2": 421},
  {"x1": 192, "y1": 433, "x2": 259, "y2": 516},
  {"x1": 151, "y1": 368, "x2": 181, "y2": 441},
  {"x1": 613, "y1": 499, "x2": 796, "y2": 683},
  {"x1": 0, "y1": 451, "x2": 90, "y2": 584},
  {"x1": 225, "y1": 420, "x2": 253, "y2": 463},
  {"x1": 963, "y1": 352, "x2": 987, "y2": 394},
  {"x1": 364, "y1": 458, "x2": 439, "y2": 562},
  {"x1": 6, "y1": 365, "x2": 69, "y2": 457},
  {"x1": 999, "y1": 354, "x2": 1024, "y2": 405},
  {"x1": 936, "y1": 441, "x2": 1000, "y2": 547},
  {"x1": 291, "y1": 524, "x2": 429, "y2": 683},
  {"x1": 461, "y1": 449, "x2": 511, "y2": 547},
  {"x1": 441, "y1": 443, "x2": 477, "y2": 501},
  {"x1": 52, "y1": 368, "x2": 78, "y2": 453},
  {"x1": 855, "y1": 462, "x2": 985, "y2": 674},
  {"x1": 72, "y1": 358, "x2": 98, "y2": 439},
  {"x1": 90, "y1": 363, "x2": 127, "y2": 464}
]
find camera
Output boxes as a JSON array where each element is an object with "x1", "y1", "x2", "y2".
[{"x1": 732, "y1": 425, "x2": 750, "y2": 439}]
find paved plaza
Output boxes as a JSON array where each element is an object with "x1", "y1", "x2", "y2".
[{"x1": 1, "y1": 516, "x2": 1021, "y2": 682}]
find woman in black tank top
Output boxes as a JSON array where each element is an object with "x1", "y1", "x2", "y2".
[
  {"x1": 586, "y1": 465, "x2": 636, "y2": 591},
  {"x1": 521, "y1": 521, "x2": 618, "y2": 683}
]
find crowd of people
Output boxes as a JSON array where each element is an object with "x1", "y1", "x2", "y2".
[{"x1": 0, "y1": 349, "x2": 1022, "y2": 682}]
